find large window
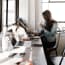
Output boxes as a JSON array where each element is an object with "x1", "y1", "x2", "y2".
[
  {"x1": 41, "y1": 0, "x2": 65, "y2": 30},
  {"x1": 8, "y1": 0, "x2": 16, "y2": 25}
]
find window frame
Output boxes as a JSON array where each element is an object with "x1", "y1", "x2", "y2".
[
  {"x1": 41, "y1": 0, "x2": 65, "y2": 31},
  {"x1": 5, "y1": 0, "x2": 19, "y2": 27}
]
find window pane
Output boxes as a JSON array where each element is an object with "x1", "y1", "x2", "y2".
[
  {"x1": 2, "y1": 0, "x2": 16, "y2": 25},
  {"x1": 41, "y1": 3, "x2": 65, "y2": 21},
  {"x1": 3, "y1": 0, "x2": 6, "y2": 10},
  {"x1": 41, "y1": 3, "x2": 49, "y2": 12},
  {"x1": 8, "y1": 0, "x2": 15, "y2": 11},
  {"x1": 41, "y1": 0, "x2": 49, "y2": 2},
  {"x1": 2, "y1": 0, "x2": 6, "y2": 26},
  {"x1": 49, "y1": 3, "x2": 65, "y2": 21},
  {"x1": 8, "y1": 12, "x2": 15, "y2": 25},
  {"x1": 2, "y1": 12, "x2": 6, "y2": 26},
  {"x1": 8, "y1": 0, "x2": 15, "y2": 25}
]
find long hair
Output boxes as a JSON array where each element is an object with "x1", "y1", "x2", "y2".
[
  {"x1": 42, "y1": 10, "x2": 56, "y2": 31},
  {"x1": 16, "y1": 18, "x2": 28, "y2": 31}
]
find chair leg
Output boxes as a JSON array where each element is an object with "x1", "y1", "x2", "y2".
[
  {"x1": 59, "y1": 57, "x2": 64, "y2": 65},
  {"x1": 56, "y1": 50, "x2": 57, "y2": 56}
]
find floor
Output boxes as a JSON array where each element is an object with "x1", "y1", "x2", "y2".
[{"x1": 50, "y1": 32, "x2": 65, "y2": 56}]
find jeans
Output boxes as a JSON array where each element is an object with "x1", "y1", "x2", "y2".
[{"x1": 40, "y1": 36, "x2": 55, "y2": 65}]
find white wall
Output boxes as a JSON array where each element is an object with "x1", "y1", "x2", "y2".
[
  {"x1": 28, "y1": 0, "x2": 35, "y2": 31},
  {"x1": 19, "y1": 0, "x2": 28, "y2": 24},
  {"x1": 19, "y1": 0, "x2": 41, "y2": 31}
]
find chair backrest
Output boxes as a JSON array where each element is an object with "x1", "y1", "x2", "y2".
[
  {"x1": 56, "y1": 27, "x2": 60, "y2": 49},
  {"x1": 61, "y1": 42, "x2": 65, "y2": 56}
]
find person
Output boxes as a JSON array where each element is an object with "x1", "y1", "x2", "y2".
[
  {"x1": 7, "y1": 18, "x2": 30, "y2": 46},
  {"x1": 32, "y1": 10, "x2": 57, "y2": 65},
  {"x1": 41, "y1": 10, "x2": 57, "y2": 65},
  {"x1": 17, "y1": 18, "x2": 34, "y2": 37}
]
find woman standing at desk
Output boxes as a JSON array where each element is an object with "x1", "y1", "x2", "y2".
[
  {"x1": 33, "y1": 10, "x2": 57, "y2": 65},
  {"x1": 41, "y1": 10, "x2": 57, "y2": 65},
  {"x1": 7, "y1": 18, "x2": 30, "y2": 46}
]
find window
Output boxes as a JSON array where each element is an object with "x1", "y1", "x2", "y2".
[
  {"x1": 2, "y1": 0, "x2": 6, "y2": 26},
  {"x1": 2, "y1": 0, "x2": 16, "y2": 26},
  {"x1": 42, "y1": 3, "x2": 65, "y2": 21},
  {"x1": 41, "y1": 0, "x2": 65, "y2": 30}
]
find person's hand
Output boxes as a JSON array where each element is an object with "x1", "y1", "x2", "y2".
[{"x1": 40, "y1": 23, "x2": 44, "y2": 28}]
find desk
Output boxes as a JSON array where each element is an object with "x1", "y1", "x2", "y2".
[
  {"x1": 0, "y1": 39, "x2": 47, "y2": 65},
  {"x1": 32, "y1": 39, "x2": 47, "y2": 65}
]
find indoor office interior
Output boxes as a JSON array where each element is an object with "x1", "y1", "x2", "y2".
[{"x1": 0, "y1": 0, "x2": 65, "y2": 65}]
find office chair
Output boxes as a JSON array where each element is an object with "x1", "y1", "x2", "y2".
[
  {"x1": 47, "y1": 28, "x2": 60, "y2": 56},
  {"x1": 58, "y1": 26, "x2": 65, "y2": 65},
  {"x1": 59, "y1": 44, "x2": 65, "y2": 65}
]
